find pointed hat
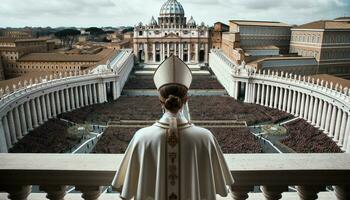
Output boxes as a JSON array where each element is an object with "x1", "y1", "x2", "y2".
[{"x1": 153, "y1": 55, "x2": 192, "y2": 90}]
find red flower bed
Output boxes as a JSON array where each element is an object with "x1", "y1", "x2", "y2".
[
  {"x1": 281, "y1": 119, "x2": 342, "y2": 153},
  {"x1": 9, "y1": 119, "x2": 80, "y2": 153},
  {"x1": 92, "y1": 126, "x2": 262, "y2": 154}
]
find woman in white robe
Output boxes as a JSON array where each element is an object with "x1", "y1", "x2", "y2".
[{"x1": 112, "y1": 55, "x2": 234, "y2": 200}]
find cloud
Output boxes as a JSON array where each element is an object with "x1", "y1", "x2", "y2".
[{"x1": 0, "y1": 0, "x2": 349, "y2": 27}]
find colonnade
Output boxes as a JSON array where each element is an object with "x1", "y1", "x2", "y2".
[{"x1": 209, "y1": 49, "x2": 350, "y2": 153}]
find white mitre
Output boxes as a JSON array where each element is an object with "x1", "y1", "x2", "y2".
[{"x1": 153, "y1": 55, "x2": 192, "y2": 90}]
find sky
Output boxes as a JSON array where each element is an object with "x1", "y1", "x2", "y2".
[{"x1": 0, "y1": 0, "x2": 349, "y2": 28}]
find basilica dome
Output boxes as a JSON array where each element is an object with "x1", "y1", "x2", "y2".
[{"x1": 160, "y1": 0, "x2": 185, "y2": 16}]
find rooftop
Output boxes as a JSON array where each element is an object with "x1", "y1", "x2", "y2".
[
  {"x1": 229, "y1": 20, "x2": 290, "y2": 27},
  {"x1": 294, "y1": 20, "x2": 350, "y2": 30},
  {"x1": 18, "y1": 48, "x2": 116, "y2": 62}
]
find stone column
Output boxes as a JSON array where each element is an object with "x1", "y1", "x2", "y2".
[
  {"x1": 51, "y1": 93, "x2": 57, "y2": 118},
  {"x1": 167, "y1": 43, "x2": 170, "y2": 58},
  {"x1": 316, "y1": 99, "x2": 323, "y2": 128},
  {"x1": 278, "y1": 87, "x2": 283, "y2": 110},
  {"x1": 174, "y1": 42, "x2": 177, "y2": 56},
  {"x1": 8, "y1": 111, "x2": 17, "y2": 144},
  {"x1": 300, "y1": 93, "x2": 305, "y2": 119},
  {"x1": 303, "y1": 95, "x2": 309, "y2": 120},
  {"x1": 25, "y1": 102, "x2": 33, "y2": 131},
  {"x1": 84, "y1": 85, "x2": 89, "y2": 105},
  {"x1": 329, "y1": 106, "x2": 338, "y2": 137},
  {"x1": 70, "y1": 88, "x2": 76, "y2": 110},
  {"x1": 93, "y1": 84, "x2": 98, "y2": 104},
  {"x1": 19, "y1": 104, "x2": 28, "y2": 135},
  {"x1": 265, "y1": 85, "x2": 270, "y2": 107},
  {"x1": 88, "y1": 84, "x2": 93, "y2": 104},
  {"x1": 343, "y1": 116, "x2": 350, "y2": 152},
  {"x1": 338, "y1": 112, "x2": 348, "y2": 147},
  {"x1": 269, "y1": 86, "x2": 274, "y2": 108},
  {"x1": 195, "y1": 43, "x2": 199, "y2": 63},
  {"x1": 311, "y1": 97, "x2": 318, "y2": 125},
  {"x1": 205, "y1": 43, "x2": 209, "y2": 63},
  {"x1": 79, "y1": 86, "x2": 84, "y2": 107},
  {"x1": 2, "y1": 116, "x2": 12, "y2": 148},
  {"x1": 188, "y1": 43, "x2": 192, "y2": 62},
  {"x1": 13, "y1": 107, "x2": 22, "y2": 139},
  {"x1": 282, "y1": 88, "x2": 288, "y2": 111},
  {"x1": 55, "y1": 91, "x2": 61, "y2": 115},
  {"x1": 320, "y1": 101, "x2": 328, "y2": 131},
  {"x1": 333, "y1": 108, "x2": 343, "y2": 142},
  {"x1": 179, "y1": 43, "x2": 183, "y2": 60},
  {"x1": 273, "y1": 87, "x2": 279, "y2": 109},
  {"x1": 307, "y1": 96, "x2": 314, "y2": 123},
  {"x1": 244, "y1": 83, "x2": 249, "y2": 103},
  {"x1": 252, "y1": 84, "x2": 256, "y2": 104},
  {"x1": 60, "y1": 90, "x2": 66, "y2": 113},
  {"x1": 256, "y1": 84, "x2": 261, "y2": 104},
  {"x1": 0, "y1": 119, "x2": 9, "y2": 153},
  {"x1": 31, "y1": 99, "x2": 39, "y2": 128},
  {"x1": 261, "y1": 85, "x2": 265, "y2": 106},
  {"x1": 46, "y1": 94, "x2": 52, "y2": 119},
  {"x1": 161, "y1": 43, "x2": 164, "y2": 61},
  {"x1": 41, "y1": 95, "x2": 48, "y2": 122},
  {"x1": 295, "y1": 92, "x2": 301, "y2": 117},
  {"x1": 153, "y1": 43, "x2": 156, "y2": 62},
  {"x1": 75, "y1": 87, "x2": 80, "y2": 108},
  {"x1": 65, "y1": 89, "x2": 71, "y2": 112},
  {"x1": 291, "y1": 90, "x2": 296, "y2": 115},
  {"x1": 287, "y1": 89, "x2": 292, "y2": 113},
  {"x1": 324, "y1": 103, "x2": 333, "y2": 134}
]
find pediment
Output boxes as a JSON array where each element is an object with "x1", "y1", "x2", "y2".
[{"x1": 163, "y1": 32, "x2": 180, "y2": 39}]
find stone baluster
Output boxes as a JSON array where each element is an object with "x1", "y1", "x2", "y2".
[
  {"x1": 334, "y1": 185, "x2": 350, "y2": 200},
  {"x1": 296, "y1": 185, "x2": 324, "y2": 200},
  {"x1": 2, "y1": 185, "x2": 32, "y2": 200},
  {"x1": 40, "y1": 185, "x2": 67, "y2": 200},
  {"x1": 76, "y1": 186, "x2": 102, "y2": 200},
  {"x1": 260, "y1": 185, "x2": 288, "y2": 200},
  {"x1": 230, "y1": 185, "x2": 253, "y2": 200}
]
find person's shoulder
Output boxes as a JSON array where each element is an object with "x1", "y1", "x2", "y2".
[
  {"x1": 187, "y1": 125, "x2": 214, "y2": 138},
  {"x1": 133, "y1": 125, "x2": 164, "y2": 139}
]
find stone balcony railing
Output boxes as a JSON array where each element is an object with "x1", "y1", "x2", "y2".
[{"x1": 0, "y1": 154, "x2": 349, "y2": 200}]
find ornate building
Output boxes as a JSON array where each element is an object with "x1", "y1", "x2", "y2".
[{"x1": 133, "y1": 0, "x2": 209, "y2": 66}]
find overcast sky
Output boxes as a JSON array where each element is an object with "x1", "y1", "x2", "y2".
[{"x1": 0, "y1": 0, "x2": 349, "y2": 28}]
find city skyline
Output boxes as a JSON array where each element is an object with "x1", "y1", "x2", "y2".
[{"x1": 0, "y1": 0, "x2": 349, "y2": 28}]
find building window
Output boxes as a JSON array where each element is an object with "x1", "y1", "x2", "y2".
[{"x1": 139, "y1": 31, "x2": 143, "y2": 36}]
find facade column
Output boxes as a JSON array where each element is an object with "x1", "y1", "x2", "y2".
[
  {"x1": 311, "y1": 97, "x2": 318, "y2": 125},
  {"x1": 144, "y1": 43, "x2": 148, "y2": 63},
  {"x1": 112, "y1": 82, "x2": 118, "y2": 100},
  {"x1": 153, "y1": 43, "x2": 156, "y2": 62},
  {"x1": 180, "y1": 43, "x2": 183, "y2": 60},
  {"x1": 161, "y1": 43, "x2": 164, "y2": 61},
  {"x1": 0, "y1": 119, "x2": 8, "y2": 153},
  {"x1": 278, "y1": 88, "x2": 283, "y2": 110},
  {"x1": 295, "y1": 92, "x2": 301, "y2": 117},
  {"x1": 55, "y1": 91, "x2": 61, "y2": 114},
  {"x1": 252, "y1": 84, "x2": 256, "y2": 104},
  {"x1": 188, "y1": 43, "x2": 191, "y2": 62},
  {"x1": 2, "y1": 116, "x2": 12, "y2": 148},
  {"x1": 84, "y1": 85, "x2": 89, "y2": 105},
  {"x1": 320, "y1": 101, "x2": 328, "y2": 131},
  {"x1": 195, "y1": 43, "x2": 199, "y2": 63},
  {"x1": 316, "y1": 99, "x2": 323, "y2": 128},
  {"x1": 51, "y1": 93, "x2": 57, "y2": 118},
  {"x1": 46, "y1": 94, "x2": 52, "y2": 119},
  {"x1": 65, "y1": 89, "x2": 71, "y2": 112},
  {"x1": 79, "y1": 86, "x2": 84, "y2": 107},
  {"x1": 93, "y1": 84, "x2": 98, "y2": 104},
  {"x1": 244, "y1": 83, "x2": 249, "y2": 103},
  {"x1": 265, "y1": 85, "x2": 270, "y2": 107},
  {"x1": 338, "y1": 112, "x2": 348, "y2": 146},
  {"x1": 75, "y1": 87, "x2": 80, "y2": 108},
  {"x1": 60, "y1": 90, "x2": 66, "y2": 113},
  {"x1": 167, "y1": 43, "x2": 170, "y2": 58},
  {"x1": 333, "y1": 108, "x2": 343, "y2": 142},
  {"x1": 261, "y1": 85, "x2": 265, "y2": 106},
  {"x1": 205, "y1": 43, "x2": 209, "y2": 63},
  {"x1": 19, "y1": 104, "x2": 28, "y2": 135},
  {"x1": 273, "y1": 87, "x2": 279, "y2": 109},
  {"x1": 70, "y1": 88, "x2": 76, "y2": 110},
  {"x1": 36, "y1": 98, "x2": 43, "y2": 124},
  {"x1": 303, "y1": 95, "x2": 309, "y2": 120},
  {"x1": 31, "y1": 99, "x2": 39, "y2": 128},
  {"x1": 307, "y1": 96, "x2": 314, "y2": 123},
  {"x1": 25, "y1": 102, "x2": 33, "y2": 131},
  {"x1": 282, "y1": 88, "x2": 288, "y2": 111},
  {"x1": 13, "y1": 107, "x2": 22, "y2": 139},
  {"x1": 287, "y1": 89, "x2": 292, "y2": 113},
  {"x1": 329, "y1": 106, "x2": 338, "y2": 137},
  {"x1": 88, "y1": 84, "x2": 94, "y2": 104},
  {"x1": 8, "y1": 111, "x2": 17, "y2": 144},
  {"x1": 41, "y1": 95, "x2": 48, "y2": 122}
]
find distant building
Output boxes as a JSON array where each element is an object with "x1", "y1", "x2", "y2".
[
  {"x1": 133, "y1": 0, "x2": 209, "y2": 65},
  {"x1": 0, "y1": 56, "x2": 4, "y2": 80},
  {"x1": 0, "y1": 29, "x2": 32, "y2": 39},
  {"x1": 290, "y1": 20, "x2": 350, "y2": 78},
  {"x1": 210, "y1": 22, "x2": 229, "y2": 49}
]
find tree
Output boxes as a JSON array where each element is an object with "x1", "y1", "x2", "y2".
[
  {"x1": 54, "y1": 29, "x2": 81, "y2": 48},
  {"x1": 85, "y1": 27, "x2": 105, "y2": 36}
]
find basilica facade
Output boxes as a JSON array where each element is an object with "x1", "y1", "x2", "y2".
[{"x1": 133, "y1": 0, "x2": 209, "y2": 66}]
